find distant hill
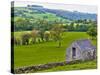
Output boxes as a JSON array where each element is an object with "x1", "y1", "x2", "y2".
[
  {"x1": 43, "y1": 9, "x2": 97, "y2": 20},
  {"x1": 13, "y1": 5, "x2": 97, "y2": 21}
]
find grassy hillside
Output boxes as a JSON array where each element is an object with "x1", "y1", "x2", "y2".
[
  {"x1": 13, "y1": 6, "x2": 97, "y2": 21},
  {"x1": 14, "y1": 7, "x2": 68, "y2": 22},
  {"x1": 14, "y1": 32, "x2": 97, "y2": 69}
]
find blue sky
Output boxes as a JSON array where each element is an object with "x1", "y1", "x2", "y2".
[{"x1": 14, "y1": 1, "x2": 97, "y2": 14}]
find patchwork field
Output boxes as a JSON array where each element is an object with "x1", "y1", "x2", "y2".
[{"x1": 14, "y1": 32, "x2": 97, "y2": 70}]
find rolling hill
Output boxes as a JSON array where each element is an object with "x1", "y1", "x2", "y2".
[{"x1": 13, "y1": 5, "x2": 97, "y2": 21}]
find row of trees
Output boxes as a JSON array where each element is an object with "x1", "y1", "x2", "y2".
[
  {"x1": 13, "y1": 17, "x2": 62, "y2": 31},
  {"x1": 13, "y1": 24, "x2": 64, "y2": 47},
  {"x1": 63, "y1": 19, "x2": 97, "y2": 32},
  {"x1": 13, "y1": 17, "x2": 97, "y2": 32},
  {"x1": 13, "y1": 25, "x2": 97, "y2": 48}
]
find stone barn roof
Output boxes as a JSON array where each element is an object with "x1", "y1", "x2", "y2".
[{"x1": 75, "y1": 39, "x2": 96, "y2": 51}]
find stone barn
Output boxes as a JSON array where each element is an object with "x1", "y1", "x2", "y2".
[{"x1": 66, "y1": 39, "x2": 96, "y2": 62}]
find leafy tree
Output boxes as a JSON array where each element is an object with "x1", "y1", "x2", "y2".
[
  {"x1": 38, "y1": 30, "x2": 44, "y2": 42},
  {"x1": 67, "y1": 22, "x2": 74, "y2": 31},
  {"x1": 31, "y1": 29, "x2": 39, "y2": 44},
  {"x1": 44, "y1": 31, "x2": 51, "y2": 41},
  {"x1": 87, "y1": 26, "x2": 97, "y2": 40},
  {"x1": 22, "y1": 33, "x2": 31, "y2": 45},
  {"x1": 51, "y1": 24, "x2": 64, "y2": 47}
]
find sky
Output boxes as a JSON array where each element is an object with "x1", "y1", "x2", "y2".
[{"x1": 13, "y1": 1, "x2": 97, "y2": 14}]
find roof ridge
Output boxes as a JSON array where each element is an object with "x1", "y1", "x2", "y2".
[{"x1": 74, "y1": 39, "x2": 96, "y2": 51}]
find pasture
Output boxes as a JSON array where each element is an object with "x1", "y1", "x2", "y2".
[{"x1": 14, "y1": 31, "x2": 97, "y2": 69}]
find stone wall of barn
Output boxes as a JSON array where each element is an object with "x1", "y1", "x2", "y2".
[
  {"x1": 66, "y1": 42, "x2": 83, "y2": 62},
  {"x1": 82, "y1": 49, "x2": 96, "y2": 60}
]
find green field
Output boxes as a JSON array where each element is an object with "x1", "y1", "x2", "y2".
[{"x1": 14, "y1": 32, "x2": 97, "y2": 69}]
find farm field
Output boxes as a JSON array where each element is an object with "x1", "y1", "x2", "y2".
[{"x1": 14, "y1": 31, "x2": 97, "y2": 69}]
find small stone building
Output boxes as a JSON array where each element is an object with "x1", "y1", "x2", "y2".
[{"x1": 66, "y1": 39, "x2": 96, "y2": 62}]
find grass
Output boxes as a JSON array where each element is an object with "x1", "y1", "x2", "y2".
[{"x1": 14, "y1": 32, "x2": 97, "y2": 70}]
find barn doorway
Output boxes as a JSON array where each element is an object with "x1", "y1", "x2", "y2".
[{"x1": 72, "y1": 47, "x2": 76, "y2": 58}]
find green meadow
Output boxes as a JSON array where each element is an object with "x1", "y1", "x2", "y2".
[{"x1": 14, "y1": 31, "x2": 97, "y2": 69}]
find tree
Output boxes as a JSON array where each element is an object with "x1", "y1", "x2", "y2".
[
  {"x1": 44, "y1": 31, "x2": 51, "y2": 41},
  {"x1": 67, "y1": 22, "x2": 74, "y2": 31},
  {"x1": 31, "y1": 29, "x2": 39, "y2": 44},
  {"x1": 22, "y1": 33, "x2": 31, "y2": 45},
  {"x1": 36, "y1": 19, "x2": 48, "y2": 42},
  {"x1": 51, "y1": 24, "x2": 64, "y2": 47},
  {"x1": 87, "y1": 26, "x2": 97, "y2": 40}
]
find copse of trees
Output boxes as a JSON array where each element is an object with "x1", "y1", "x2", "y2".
[
  {"x1": 13, "y1": 23, "x2": 65, "y2": 47},
  {"x1": 14, "y1": 17, "x2": 52, "y2": 31},
  {"x1": 65, "y1": 22, "x2": 96, "y2": 32},
  {"x1": 87, "y1": 26, "x2": 97, "y2": 40}
]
